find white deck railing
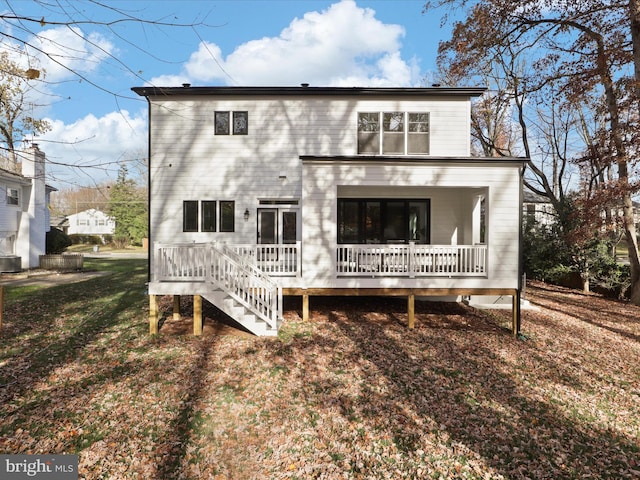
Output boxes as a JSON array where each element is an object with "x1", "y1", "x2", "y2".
[
  {"x1": 153, "y1": 242, "x2": 487, "y2": 283},
  {"x1": 336, "y1": 243, "x2": 487, "y2": 277},
  {"x1": 154, "y1": 242, "x2": 281, "y2": 329},
  {"x1": 229, "y1": 242, "x2": 300, "y2": 276}
]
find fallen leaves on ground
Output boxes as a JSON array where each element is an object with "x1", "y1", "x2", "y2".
[{"x1": 1, "y1": 279, "x2": 639, "y2": 479}]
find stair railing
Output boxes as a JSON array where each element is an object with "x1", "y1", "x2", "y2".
[{"x1": 209, "y1": 243, "x2": 281, "y2": 330}]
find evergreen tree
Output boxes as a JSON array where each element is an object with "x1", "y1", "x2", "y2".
[{"x1": 108, "y1": 165, "x2": 147, "y2": 246}]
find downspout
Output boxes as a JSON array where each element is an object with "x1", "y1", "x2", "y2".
[
  {"x1": 144, "y1": 96, "x2": 152, "y2": 283},
  {"x1": 515, "y1": 161, "x2": 528, "y2": 337}
]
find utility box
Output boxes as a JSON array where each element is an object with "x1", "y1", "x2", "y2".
[{"x1": 0, "y1": 256, "x2": 22, "y2": 273}]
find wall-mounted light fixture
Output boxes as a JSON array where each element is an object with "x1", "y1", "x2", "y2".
[{"x1": 244, "y1": 208, "x2": 250, "y2": 221}]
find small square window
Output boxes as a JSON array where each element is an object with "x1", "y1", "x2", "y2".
[
  {"x1": 215, "y1": 111, "x2": 230, "y2": 135},
  {"x1": 233, "y1": 111, "x2": 248, "y2": 135}
]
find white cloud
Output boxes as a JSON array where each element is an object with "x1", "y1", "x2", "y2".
[
  {"x1": 35, "y1": 110, "x2": 147, "y2": 186},
  {"x1": 150, "y1": 0, "x2": 419, "y2": 87},
  {"x1": 26, "y1": 26, "x2": 116, "y2": 82}
]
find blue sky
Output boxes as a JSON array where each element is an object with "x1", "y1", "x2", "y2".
[{"x1": 2, "y1": 0, "x2": 457, "y2": 187}]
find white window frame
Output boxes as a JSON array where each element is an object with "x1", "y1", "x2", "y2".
[
  {"x1": 357, "y1": 112, "x2": 430, "y2": 155},
  {"x1": 7, "y1": 188, "x2": 19, "y2": 206}
]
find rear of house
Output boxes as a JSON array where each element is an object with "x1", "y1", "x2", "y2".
[{"x1": 133, "y1": 85, "x2": 527, "y2": 336}]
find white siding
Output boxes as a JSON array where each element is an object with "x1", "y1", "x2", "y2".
[
  {"x1": 147, "y1": 91, "x2": 523, "y2": 291},
  {"x1": 148, "y1": 95, "x2": 473, "y2": 246}
]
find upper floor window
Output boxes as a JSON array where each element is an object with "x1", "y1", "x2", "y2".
[
  {"x1": 214, "y1": 111, "x2": 229, "y2": 135},
  {"x1": 215, "y1": 111, "x2": 249, "y2": 135},
  {"x1": 233, "y1": 111, "x2": 248, "y2": 135},
  {"x1": 358, "y1": 112, "x2": 429, "y2": 155},
  {"x1": 7, "y1": 188, "x2": 19, "y2": 206}
]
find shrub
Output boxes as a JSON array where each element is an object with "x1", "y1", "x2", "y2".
[
  {"x1": 46, "y1": 228, "x2": 72, "y2": 254},
  {"x1": 112, "y1": 235, "x2": 129, "y2": 249},
  {"x1": 69, "y1": 234, "x2": 104, "y2": 245}
]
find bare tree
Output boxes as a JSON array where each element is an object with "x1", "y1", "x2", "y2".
[
  {"x1": 0, "y1": 51, "x2": 50, "y2": 163},
  {"x1": 426, "y1": 0, "x2": 640, "y2": 304},
  {"x1": 0, "y1": 1, "x2": 211, "y2": 182}
]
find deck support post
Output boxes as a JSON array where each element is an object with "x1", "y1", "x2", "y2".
[
  {"x1": 149, "y1": 294, "x2": 159, "y2": 335},
  {"x1": 193, "y1": 295, "x2": 203, "y2": 336},
  {"x1": 407, "y1": 292, "x2": 415, "y2": 329},
  {"x1": 302, "y1": 293, "x2": 309, "y2": 322},
  {"x1": 512, "y1": 289, "x2": 521, "y2": 337},
  {"x1": 0, "y1": 285, "x2": 4, "y2": 330},
  {"x1": 173, "y1": 295, "x2": 181, "y2": 320}
]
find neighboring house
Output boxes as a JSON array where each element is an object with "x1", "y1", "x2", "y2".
[
  {"x1": 0, "y1": 145, "x2": 55, "y2": 271},
  {"x1": 133, "y1": 85, "x2": 529, "y2": 337},
  {"x1": 50, "y1": 215, "x2": 69, "y2": 235},
  {"x1": 523, "y1": 189, "x2": 556, "y2": 227},
  {"x1": 66, "y1": 209, "x2": 115, "y2": 240}
]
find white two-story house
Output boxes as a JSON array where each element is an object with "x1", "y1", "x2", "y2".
[
  {"x1": 133, "y1": 85, "x2": 528, "y2": 337},
  {"x1": 0, "y1": 145, "x2": 55, "y2": 272}
]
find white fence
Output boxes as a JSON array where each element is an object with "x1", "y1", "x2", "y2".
[{"x1": 336, "y1": 243, "x2": 487, "y2": 277}]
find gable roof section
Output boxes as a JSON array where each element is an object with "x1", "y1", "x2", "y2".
[
  {"x1": 0, "y1": 167, "x2": 31, "y2": 185},
  {"x1": 132, "y1": 85, "x2": 487, "y2": 99}
]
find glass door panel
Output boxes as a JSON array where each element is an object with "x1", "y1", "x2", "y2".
[
  {"x1": 258, "y1": 209, "x2": 277, "y2": 244},
  {"x1": 282, "y1": 211, "x2": 297, "y2": 244}
]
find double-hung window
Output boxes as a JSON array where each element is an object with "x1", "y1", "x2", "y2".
[
  {"x1": 358, "y1": 112, "x2": 430, "y2": 155},
  {"x1": 7, "y1": 188, "x2": 18, "y2": 206}
]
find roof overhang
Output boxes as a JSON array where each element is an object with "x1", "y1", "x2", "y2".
[
  {"x1": 300, "y1": 155, "x2": 530, "y2": 166},
  {"x1": 132, "y1": 85, "x2": 487, "y2": 99},
  {"x1": 0, "y1": 168, "x2": 31, "y2": 185}
]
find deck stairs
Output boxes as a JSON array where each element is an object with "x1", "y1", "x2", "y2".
[
  {"x1": 204, "y1": 243, "x2": 282, "y2": 337},
  {"x1": 202, "y1": 290, "x2": 281, "y2": 336}
]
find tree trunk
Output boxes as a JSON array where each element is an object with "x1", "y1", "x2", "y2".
[
  {"x1": 627, "y1": 0, "x2": 640, "y2": 304},
  {"x1": 629, "y1": 0, "x2": 640, "y2": 96}
]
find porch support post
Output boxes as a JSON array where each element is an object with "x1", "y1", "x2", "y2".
[
  {"x1": 173, "y1": 295, "x2": 181, "y2": 320},
  {"x1": 407, "y1": 291, "x2": 415, "y2": 329},
  {"x1": 149, "y1": 294, "x2": 159, "y2": 335},
  {"x1": 0, "y1": 285, "x2": 4, "y2": 330},
  {"x1": 193, "y1": 295, "x2": 203, "y2": 336},
  {"x1": 512, "y1": 289, "x2": 521, "y2": 337},
  {"x1": 302, "y1": 293, "x2": 309, "y2": 322}
]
